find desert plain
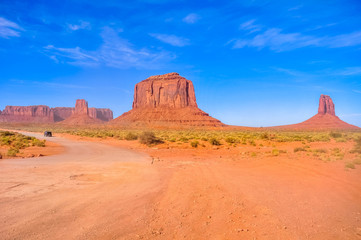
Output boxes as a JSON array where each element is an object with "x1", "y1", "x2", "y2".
[{"x1": 0, "y1": 73, "x2": 361, "y2": 240}]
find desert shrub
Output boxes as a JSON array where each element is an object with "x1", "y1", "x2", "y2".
[
  {"x1": 139, "y1": 132, "x2": 162, "y2": 146},
  {"x1": 225, "y1": 137, "x2": 239, "y2": 144},
  {"x1": 350, "y1": 137, "x2": 361, "y2": 154},
  {"x1": 251, "y1": 152, "x2": 257, "y2": 157},
  {"x1": 345, "y1": 162, "x2": 355, "y2": 169},
  {"x1": 7, "y1": 148, "x2": 19, "y2": 157},
  {"x1": 190, "y1": 140, "x2": 199, "y2": 148},
  {"x1": 124, "y1": 132, "x2": 138, "y2": 141},
  {"x1": 294, "y1": 147, "x2": 306, "y2": 153},
  {"x1": 314, "y1": 148, "x2": 328, "y2": 154},
  {"x1": 248, "y1": 140, "x2": 256, "y2": 146},
  {"x1": 32, "y1": 139, "x2": 46, "y2": 147},
  {"x1": 179, "y1": 137, "x2": 189, "y2": 143},
  {"x1": 272, "y1": 149, "x2": 280, "y2": 156},
  {"x1": 209, "y1": 138, "x2": 221, "y2": 146},
  {"x1": 353, "y1": 158, "x2": 361, "y2": 165},
  {"x1": 330, "y1": 132, "x2": 342, "y2": 138}
]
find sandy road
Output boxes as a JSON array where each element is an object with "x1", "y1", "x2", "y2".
[
  {"x1": 1, "y1": 132, "x2": 361, "y2": 239},
  {"x1": 0, "y1": 132, "x2": 164, "y2": 240}
]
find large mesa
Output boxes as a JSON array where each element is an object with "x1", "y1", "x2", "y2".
[{"x1": 111, "y1": 73, "x2": 224, "y2": 127}]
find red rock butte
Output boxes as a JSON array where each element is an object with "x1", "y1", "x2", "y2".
[
  {"x1": 111, "y1": 72, "x2": 224, "y2": 127},
  {"x1": 277, "y1": 94, "x2": 359, "y2": 130},
  {"x1": 0, "y1": 99, "x2": 113, "y2": 124}
]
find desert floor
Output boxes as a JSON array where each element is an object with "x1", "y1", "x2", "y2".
[{"x1": 1, "y1": 132, "x2": 361, "y2": 240}]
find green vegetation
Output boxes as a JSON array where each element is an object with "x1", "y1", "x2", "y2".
[{"x1": 0, "y1": 131, "x2": 46, "y2": 157}]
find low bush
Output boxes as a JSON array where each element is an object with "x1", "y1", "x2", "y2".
[
  {"x1": 345, "y1": 162, "x2": 355, "y2": 169},
  {"x1": 139, "y1": 132, "x2": 162, "y2": 146},
  {"x1": 190, "y1": 140, "x2": 199, "y2": 148},
  {"x1": 7, "y1": 148, "x2": 19, "y2": 157},
  {"x1": 272, "y1": 149, "x2": 280, "y2": 156},
  {"x1": 330, "y1": 132, "x2": 342, "y2": 138},
  {"x1": 209, "y1": 138, "x2": 221, "y2": 146},
  {"x1": 124, "y1": 132, "x2": 138, "y2": 141},
  {"x1": 294, "y1": 147, "x2": 306, "y2": 153}
]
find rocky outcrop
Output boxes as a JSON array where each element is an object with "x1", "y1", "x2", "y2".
[
  {"x1": 318, "y1": 94, "x2": 335, "y2": 116},
  {"x1": 53, "y1": 107, "x2": 74, "y2": 122},
  {"x1": 75, "y1": 99, "x2": 89, "y2": 115},
  {"x1": 0, "y1": 105, "x2": 54, "y2": 123},
  {"x1": 275, "y1": 94, "x2": 359, "y2": 130},
  {"x1": 0, "y1": 100, "x2": 113, "y2": 123},
  {"x1": 133, "y1": 72, "x2": 197, "y2": 109},
  {"x1": 111, "y1": 73, "x2": 224, "y2": 127},
  {"x1": 89, "y1": 108, "x2": 113, "y2": 122}
]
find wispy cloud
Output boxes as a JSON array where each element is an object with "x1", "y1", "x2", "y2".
[
  {"x1": 68, "y1": 21, "x2": 91, "y2": 31},
  {"x1": 44, "y1": 27, "x2": 175, "y2": 69},
  {"x1": 182, "y1": 13, "x2": 200, "y2": 24},
  {"x1": 353, "y1": 90, "x2": 361, "y2": 94},
  {"x1": 0, "y1": 17, "x2": 23, "y2": 38},
  {"x1": 334, "y1": 67, "x2": 361, "y2": 76},
  {"x1": 231, "y1": 22, "x2": 361, "y2": 52},
  {"x1": 149, "y1": 33, "x2": 190, "y2": 47},
  {"x1": 239, "y1": 19, "x2": 262, "y2": 33}
]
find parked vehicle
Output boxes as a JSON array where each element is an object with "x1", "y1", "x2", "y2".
[{"x1": 44, "y1": 131, "x2": 52, "y2": 137}]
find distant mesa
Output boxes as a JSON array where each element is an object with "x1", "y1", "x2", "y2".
[
  {"x1": 278, "y1": 94, "x2": 359, "y2": 130},
  {"x1": 111, "y1": 72, "x2": 224, "y2": 127},
  {"x1": 0, "y1": 99, "x2": 113, "y2": 124}
]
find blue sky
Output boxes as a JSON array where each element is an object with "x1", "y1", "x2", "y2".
[{"x1": 0, "y1": 0, "x2": 361, "y2": 127}]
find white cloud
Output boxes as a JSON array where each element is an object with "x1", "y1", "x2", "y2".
[
  {"x1": 353, "y1": 90, "x2": 361, "y2": 94},
  {"x1": 149, "y1": 33, "x2": 190, "y2": 47},
  {"x1": 231, "y1": 26, "x2": 361, "y2": 51},
  {"x1": 44, "y1": 27, "x2": 175, "y2": 69},
  {"x1": 182, "y1": 13, "x2": 200, "y2": 24},
  {"x1": 68, "y1": 21, "x2": 91, "y2": 31},
  {"x1": 335, "y1": 67, "x2": 361, "y2": 76},
  {"x1": 0, "y1": 17, "x2": 23, "y2": 38},
  {"x1": 239, "y1": 19, "x2": 262, "y2": 33}
]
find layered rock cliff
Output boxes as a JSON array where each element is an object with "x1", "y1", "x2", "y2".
[
  {"x1": 0, "y1": 100, "x2": 113, "y2": 123},
  {"x1": 111, "y1": 73, "x2": 224, "y2": 127},
  {"x1": 0, "y1": 105, "x2": 54, "y2": 123},
  {"x1": 132, "y1": 72, "x2": 197, "y2": 109}
]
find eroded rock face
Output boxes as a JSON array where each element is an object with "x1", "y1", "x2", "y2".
[
  {"x1": 133, "y1": 72, "x2": 197, "y2": 109},
  {"x1": 276, "y1": 94, "x2": 358, "y2": 130},
  {"x1": 318, "y1": 94, "x2": 335, "y2": 116},
  {"x1": 75, "y1": 99, "x2": 89, "y2": 115},
  {"x1": 0, "y1": 100, "x2": 113, "y2": 123},
  {"x1": 112, "y1": 73, "x2": 224, "y2": 127},
  {"x1": 0, "y1": 105, "x2": 54, "y2": 123},
  {"x1": 53, "y1": 107, "x2": 74, "y2": 122}
]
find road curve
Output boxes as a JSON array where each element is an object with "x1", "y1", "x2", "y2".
[{"x1": 0, "y1": 132, "x2": 162, "y2": 240}]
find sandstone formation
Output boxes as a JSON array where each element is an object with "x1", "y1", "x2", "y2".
[
  {"x1": 0, "y1": 100, "x2": 113, "y2": 123},
  {"x1": 75, "y1": 99, "x2": 88, "y2": 115},
  {"x1": 53, "y1": 107, "x2": 74, "y2": 122},
  {"x1": 111, "y1": 73, "x2": 224, "y2": 127},
  {"x1": 277, "y1": 94, "x2": 359, "y2": 130},
  {"x1": 318, "y1": 94, "x2": 335, "y2": 116},
  {"x1": 58, "y1": 99, "x2": 108, "y2": 125},
  {"x1": 0, "y1": 105, "x2": 54, "y2": 123}
]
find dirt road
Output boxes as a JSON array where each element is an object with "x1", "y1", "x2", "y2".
[{"x1": 1, "y1": 133, "x2": 361, "y2": 239}]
